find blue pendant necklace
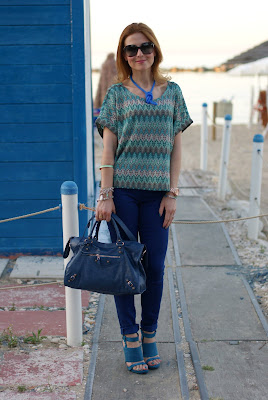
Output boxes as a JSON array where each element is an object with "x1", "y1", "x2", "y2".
[{"x1": 130, "y1": 75, "x2": 157, "y2": 105}]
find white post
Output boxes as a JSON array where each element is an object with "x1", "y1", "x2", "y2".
[
  {"x1": 218, "y1": 114, "x2": 232, "y2": 200},
  {"x1": 200, "y1": 102, "x2": 208, "y2": 170},
  {"x1": 248, "y1": 85, "x2": 254, "y2": 129},
  {"x1": 248, "y1": 134, "x2": 264, "y2": 240},
  {"x1": 61, "y1": 181, "x2": 83, "y2": 346}
]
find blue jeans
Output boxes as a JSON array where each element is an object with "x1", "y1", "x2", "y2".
[{"x1": 108, "y1": 188, "x2": 169, "y2": 335}]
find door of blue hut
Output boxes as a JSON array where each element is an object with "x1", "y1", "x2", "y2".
[{"x1": 0, "y1": 0, "x2": 91, "y2": 255}]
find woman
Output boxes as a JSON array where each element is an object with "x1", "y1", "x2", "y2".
[{"x1": 96, "y1": 22, "x2": 192, "y2": 374}]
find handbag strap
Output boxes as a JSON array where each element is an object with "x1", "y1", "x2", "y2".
[{"x1": 111, "y1": 213, "x2": 137, "y2": 242}]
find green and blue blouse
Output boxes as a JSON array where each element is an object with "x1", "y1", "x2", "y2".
[{"x1": 96, "y1": 81, "x2": 193, "y2": 191}]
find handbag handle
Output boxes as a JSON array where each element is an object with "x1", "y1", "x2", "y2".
[
  {"x1": 111, "y1": 213, "x2": 137, "y2": 242},
  {"x1": 88, "y1": 214, "x2": 137, "y2": 243}
]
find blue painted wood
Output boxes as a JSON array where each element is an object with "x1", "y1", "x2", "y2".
[
  {"x1": 0, "y1": 104, "x2": 72, "y2": 123},
  {"x1": 71, "y1": 0, "x2": 88, "y2": 233},
  {"x1": 0, "y1": 65, "x2": 71, "y2": 84},
  {"x1": 0, "y1": 200, "x2": 61, "y2": 219},
  {"x1": 0, "y1": 26, "x2": 71, "y2": 45},
  {"x1": 0, "y1": 237, "x2": 63, "y2": 256},
  {"x1": 0, "y1": 85, "x2": 72, "y2": 104},
  {"x1": 0, "y1": 1, "x2": 69, "y2": 4},
  {"x1": 0, "y1": 6, "x2": 70, "y2": 25},
  {"x1": 0, "y1": 219, "x2": 62, "y2": 237},
  {"x1": 0, "y1": 124, "x2": 72, "y2": 143},
  {"x1": 0, "y1": 181, "x2": 64, "y2": 200},
  {"x1": 0, "y1": 0, "x2": 91, "y2": 255},
  {"x1": 0, "y1": 162, "x2": 73, "y2": 181},
  {"x1": 0, "y1": 142, "x2": 73, "y2": 162},
  {"x1": 0, "y1": 45, "x2": 71, "y2": 65}
]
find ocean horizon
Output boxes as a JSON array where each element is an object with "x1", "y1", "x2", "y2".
[{"x1": 92, "y1": 71, "x2": 268, "y2": 126}]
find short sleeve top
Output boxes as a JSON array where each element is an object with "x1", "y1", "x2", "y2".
[{"x1": 96, "y1": 81, "x2": 193, "y2": 191}]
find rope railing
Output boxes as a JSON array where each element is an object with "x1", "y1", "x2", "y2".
[{"x1": 0, "y1": 202, "x2": 267, "y2": 226}]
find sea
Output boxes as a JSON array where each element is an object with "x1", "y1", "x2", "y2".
[{"x1": 92, "y1": 71, "x2": 268, "y2": 126}]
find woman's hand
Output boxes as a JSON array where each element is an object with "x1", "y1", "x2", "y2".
[
  {"x1": 96, "y1": 199, "x2": 116, "y2": 222},
  {"x1": 159, "y1": 195, "x2": 177, "y2": 229}
]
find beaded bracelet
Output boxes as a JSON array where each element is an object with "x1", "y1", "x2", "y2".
[
  {"x1": 165, "y1": 194, "x2": 177, "y2": 200},
  {"x1": 99, "y1": 165, "x2": 114, "y2": 170},
  {"x1": 100, "y1": 187, "x2": 114, "y2": 195}
]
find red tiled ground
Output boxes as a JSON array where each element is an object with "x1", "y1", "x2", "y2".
[
  {"x1": 0, "y1": 284, "x2": 90, "y2": 308},
  {"x1": 0, "y1": 391, "x2": 77, "y2": 399},
  {"x1": 0, "y1": 310, "x2": 76, "y2": 336},
  {"x1": 0, "y1": 349, "x2": 83, "y2": 387}
]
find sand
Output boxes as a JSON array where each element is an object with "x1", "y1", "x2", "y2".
[{"x1": 181, "y1": 123, "x2": 268, "y2": 213}]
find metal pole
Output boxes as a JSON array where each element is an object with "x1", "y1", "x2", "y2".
[
  {"x1": 61, "y1": 181, "x2": 83, "y2": 346},
  {"x1": 200, "y1": 103, "x2": 208, "y2": 170},
  {"x1": 248, "y1": 134, "x2": 264, "y2": 240},
  {"x1": 218, "y1": 114, "x2": 232, "y2": 200}
]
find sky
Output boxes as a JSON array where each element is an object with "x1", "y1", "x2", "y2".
[{"x1": 90, "y1": 0, "x2": 268, "y2": 69}]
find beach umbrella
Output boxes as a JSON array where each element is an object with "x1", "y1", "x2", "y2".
[{"x1": 228, "y1": 57, "x2": 268, "y2": 76}]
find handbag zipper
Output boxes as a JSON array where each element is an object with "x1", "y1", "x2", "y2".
[{"x1": 87, "y1": 253, "x2": 120, "y2": 261}]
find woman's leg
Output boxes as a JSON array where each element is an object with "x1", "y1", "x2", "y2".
[
  {"x1": 138, "y1": 191, "x2": 169, "y2": 333},
  {"x1": 109, "y1": 188, "x2": 140, "y2": 335},
  {"x1": 109, "y1": 189, "x2": 148, "y2": 372}
]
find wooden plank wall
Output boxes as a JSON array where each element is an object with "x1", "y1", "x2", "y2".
[{"x1": 0, "y1": 0, "x2": 76, "y2": 254}]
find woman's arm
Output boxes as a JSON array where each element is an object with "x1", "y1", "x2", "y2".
[
  {"x1": 95, "y1": 127, "x2": 118, "y2": 222},
  {"x1": 159, "y1": 131, "x2": 182, "y2": 228}
]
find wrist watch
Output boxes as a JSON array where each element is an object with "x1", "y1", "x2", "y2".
[{"x1": 169, "y1": 188, "x2": 180, "y2": 197}]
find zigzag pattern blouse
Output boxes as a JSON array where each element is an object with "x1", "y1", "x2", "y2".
[{"x1": 96, "y1": 81, "x2": 193, "y2": 191}]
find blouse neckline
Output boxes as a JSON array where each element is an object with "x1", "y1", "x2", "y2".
[{"x1": 120, "y1": 81, "x2": 170, "y2": 103}]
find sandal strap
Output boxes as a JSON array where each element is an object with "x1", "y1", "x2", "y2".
[
  {"x1": 142, "y1": 341, "x2": 158, "y2": 358},
  {"x1": 128, "y1": 361, "x2": 147, "y2": 371},
  {"x1": 145, "y1": 356, "x2": 161, "y2": 363},
  {"x1": 123, "y1": 340, "x2": 144, "y2": 363},
  {"x1": 141, "y1": 331, "x2": 156, "y2": 339},
  {"x1": 122, "y1": 335, "x2": 139, "y2": 343}
]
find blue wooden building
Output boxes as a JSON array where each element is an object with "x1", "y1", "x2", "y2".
[{"x1": 0, "y1": 0, "x2": 95, "y2": 255}]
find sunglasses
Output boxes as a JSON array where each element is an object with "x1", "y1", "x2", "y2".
[{"x1": 123, "y1": 42, "x2": 155, "y2": 57}]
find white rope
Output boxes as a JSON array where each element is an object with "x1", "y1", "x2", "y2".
[{"x1": 0, "y1": 206, "x2": 60, "y2": 224}]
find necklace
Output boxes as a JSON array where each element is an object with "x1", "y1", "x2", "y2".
[{"x1": 130, "y1": 75, "x2": 157, "y2": 105}]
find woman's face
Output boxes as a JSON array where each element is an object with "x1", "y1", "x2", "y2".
[{"x1": 123, "y1": 32, "x2": 155, "y2": 74}]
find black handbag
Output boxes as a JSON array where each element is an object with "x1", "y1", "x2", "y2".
[{"x1": 63, "y1": 213, "x2": 147, "y2": 295}]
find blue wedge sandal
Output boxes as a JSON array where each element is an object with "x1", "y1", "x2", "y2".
[
  {"x1": 141, "y1": 331, "x2": 161, "y2": 369},
  {"x1": 122, "y1": 335, "x2": 148, "y2": 374}
]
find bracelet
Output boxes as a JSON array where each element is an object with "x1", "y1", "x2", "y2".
[
  {"x1": 165, "y1": 194, "x2": 177, "y2": 200},
  {"x1": 100, "y1": 187, "x2": 114, "y2": 195},
  {"x1": 97, "y1": 195, "x2": 114, "y2": 202},
  {"x1": 169, "y1": 187, "x2": 180, "y2": 197},
  {"x1": 99, "y1": 165, "x2": 114, "y2": 170}
]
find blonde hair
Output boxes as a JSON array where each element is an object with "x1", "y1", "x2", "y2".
[{"x1": 116, "y1": 23, "x2": 170, "y2": 84}]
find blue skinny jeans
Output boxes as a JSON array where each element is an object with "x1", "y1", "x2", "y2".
[{"x1": 108, "y1": 188, "x2": 169, "y2": 335}]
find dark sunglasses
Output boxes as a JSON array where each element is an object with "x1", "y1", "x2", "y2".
[{"x1": 123, "y1": 42, "x2": 155, "y2": 57}]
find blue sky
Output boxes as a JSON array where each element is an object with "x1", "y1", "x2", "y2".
[{"x1": 90, "y1": 0, "x2": 268, "y2": 68}]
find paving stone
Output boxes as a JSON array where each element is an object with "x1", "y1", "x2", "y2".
[
  {"x1": 181, "y1": 266, "x2": 267, "y2": 340},
  {"x1": 92, "y1": 342, "x2": 181, "y2": 400},
  {"x1": 0, "y1": 310, "x2": 83, "y2": 336},
  {"x1": 198, "y1": 341, "x2": 268, "y2": 400},
  {"x1": 0, "y1": 349, "x2": 83, "y2": 387},
  {"x1": 0, "y1": 284, "x2": 90, "y2": 308},
  {"x1": 0, "y1": 391, "x2": 77, "y2": 400},
  {"x1": 10, "y1": 257, "x2": 64, "y2": 279},
  {"x1": 0, "y1": 259, "x2": 8, "y2": 277},
  {"x1": 174, "y1": 196, "x2": 236, "y2": 265}
]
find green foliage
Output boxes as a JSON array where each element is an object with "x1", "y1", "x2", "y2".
[
  {"x1": 0, "y1": 326, "x2": 18, "y2": 348},
  {"x1": 17, "y1": 385, "x2": 27, "y2": 393},
  {"x1": 202, "y1": 365, "x2": 215, "y2": 371},
  {"x1": 24, "y1": 329, "x2": 46, "y2": 344}
]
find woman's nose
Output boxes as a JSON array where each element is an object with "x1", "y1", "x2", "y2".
[{"x1": 136, "y1": 48, "x2": 143, "y2": 56}]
